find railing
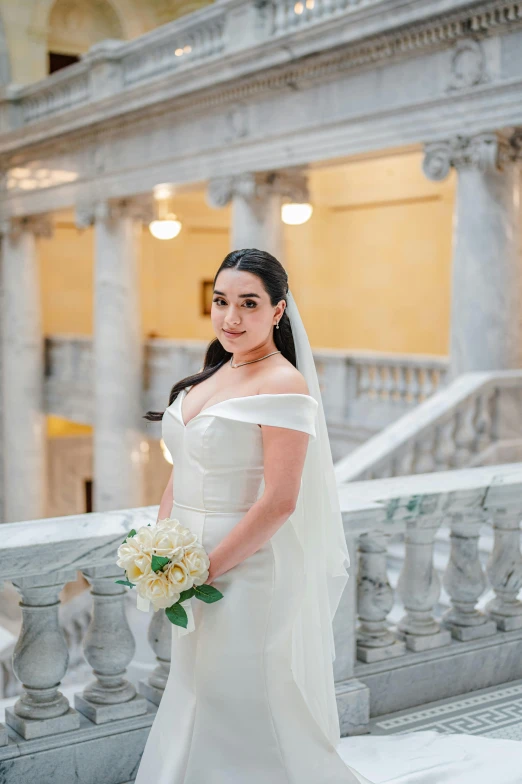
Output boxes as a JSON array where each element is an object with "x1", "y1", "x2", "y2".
[
  {"x1": 0, "y1": 462, "x2": 521, "y2": 778},
  {"x1": 335, "y1": 370, "x2": 522, "y2": 483},
  {"x1": 43, "y1": 335, "x2": 447, "y2": 436},
  {"x1": 0, "y1": 0, "x2": 479, "y2": 135}
]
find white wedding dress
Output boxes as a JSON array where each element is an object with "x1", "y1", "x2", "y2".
[{"x1": 134, "y1": 387, "x2": 522, "y2": 784}]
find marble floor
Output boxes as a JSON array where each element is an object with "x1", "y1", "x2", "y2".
[{"x1": 367, "y1": 678, "x2": 522, "y2": 741}]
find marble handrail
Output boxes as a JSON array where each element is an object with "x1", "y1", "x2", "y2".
[
  {"x1": 1, "y1": 462, "x2": 521, "y2": 744},
  {"x1": 334, "y1": 370, "x2": 522, "y2": 483},
  {"x1": 44, "y1": 334, "x2": 447, "y2": 429}
]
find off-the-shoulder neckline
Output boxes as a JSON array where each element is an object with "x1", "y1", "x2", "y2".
[{"x1": 175, "y1": 386, "x2": 317, "y2": 428}]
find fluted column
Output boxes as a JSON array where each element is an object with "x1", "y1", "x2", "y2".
[
  {"x1": 423, "y1": 130, "x2": 522, "y2": 378},
  {"x1": 207, "y1": 169, "x2": 309, "y2": 260},
  {"x1": 0, "y1": 216, "x2": 50, "y2": 523},
  {"x1": 76, "y1": 200, "x2": 148, "y2": 512}
]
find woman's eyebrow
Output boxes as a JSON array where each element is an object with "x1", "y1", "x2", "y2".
[{"x1": 213, "y1": 290, "x2": 261, "y2": 299}]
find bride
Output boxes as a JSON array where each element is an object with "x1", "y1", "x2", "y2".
[{"x1": 137, "y1": 248, "x2": 522, "y2": 784}]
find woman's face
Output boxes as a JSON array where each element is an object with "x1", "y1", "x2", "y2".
[{"x1": 211, "y1": 269, "x2": 285, "y2": 353}]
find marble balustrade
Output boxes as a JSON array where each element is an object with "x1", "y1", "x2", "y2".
[
  {"x1": 0, "y1": 462, "x2": 521, "y2": 779},
  {"x1": 44, "y1": 334, "x2": 447, "y2": 431},
  {"x1": 335, "y1": 370, "x2": 522, "y2": 483}
]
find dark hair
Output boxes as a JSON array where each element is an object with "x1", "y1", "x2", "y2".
[{"x1": 143, "y1": 248, "x2": 296, "y2": 422}]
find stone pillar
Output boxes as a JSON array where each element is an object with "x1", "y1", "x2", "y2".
[
  {"x1": 423, "y1": 130, "x2": 522, "y2": 379},
  {"x1": 76, "y1": 200, "x2": 147, "y2": 513},
  {"x1": 207, "y1": 169, "x2": 309, "y2": 260},
  {"x1": 0, "y1": 216, "x2": 50, "y2": 523}
]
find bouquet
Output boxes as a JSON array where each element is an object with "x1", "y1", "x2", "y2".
[{"x1": 115, "y1": 516, "x2": 223, "y2": 631}]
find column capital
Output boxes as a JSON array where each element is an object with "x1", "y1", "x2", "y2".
[
  {"x1": 75, "y1": 196, "x2": 154, "y2": 228},
  {"x1": 207, "y1": 169, "x2": 309, "y2": 208},
  {"x1": 0, "y1": 214, "x2": 53, "y2": 240},
  {"x1": 422, "y1": 129, "x2": 522, "y2": 181}
]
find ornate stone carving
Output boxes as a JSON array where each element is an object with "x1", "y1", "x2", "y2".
[
  {"x1": 448, "y1": 39, "x2": 487, "y2": 91},
  {"x1": 423, "y1": 129, "x2": 522, "y2": 181},
  {"x1": 75, "y1": 196, "x2": 154, "y2": 228},
  {"x1": 0, "y1": 214, "x2": 53, "y2": 239},
  {"x1": 207, "y1": 169, "x2": 309, "y2": 208}
]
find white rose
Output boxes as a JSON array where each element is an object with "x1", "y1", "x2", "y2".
[
  {"x1": 151, "y1": 527, "x2": 185, "y2": 560},
  {"x1": 166, "y1": 560, "x2": 192, "y2": 592},
  {"x1": 136, "y1": 571, "x2": 180, "y2": 610},
  {"x1": 183, "y1": 548, "x2": 210, "y2": 585},
  {"x1": 126, "y1": 554, "x2": 152, "y2": 583},
  {"x1": 116, "y1": 536, "x2": 143, "y2": 569},
  {"x1": 133, "y1": 525, "x2": 155, "y2": 554},
  {"x1": 156, "y1": 517, "x2": 182, "y2": 532}
]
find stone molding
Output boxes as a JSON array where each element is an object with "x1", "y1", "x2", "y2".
[
  {"x1": 0, "y1": 214, "x2": 53, "y2": 239},
  {"x1": 207, "y1": 169, "x2": 309, "y2": 208},
  {"x1": 2, "y1": 0, "x2": 522, "y2": 153},
  {"x1": 75, "y1": 196, "x2": 154, "y2": 228},
  {"x1": 422, "y1": 129, "x2": 522, "y2": 180}
]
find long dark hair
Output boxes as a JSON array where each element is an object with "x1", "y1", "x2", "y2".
[{"x1": 143, "y1": 248, "x2": 296, "y2": 422}]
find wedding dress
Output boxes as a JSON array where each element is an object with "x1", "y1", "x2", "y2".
[
  {"x1": 134, "y1": 385, "x2": 522, "y2": 784},
  {"x1": 134, "y1": 385, "x2": 373, "y2": 784}
]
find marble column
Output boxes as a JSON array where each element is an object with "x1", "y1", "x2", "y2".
[
  {"x1": 76, "y1": 200, "x2": 147, "y2": 513},
  {"x1": 0, "y1": 216, "x2": 50, "y2": 523},
  {"x1": 423, "y1": 130, "x2": 522, "y2": 379},
  {"x1": 207, "y1": 169, "x2": 309, "y2": 261}
]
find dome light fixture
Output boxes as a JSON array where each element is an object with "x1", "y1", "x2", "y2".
[
  {"x1": 149, "y1": 183, "x2": 183, "y2": 240},
  {"x1": 281, "y1": 202, "x2": 313, "y2": 226}
]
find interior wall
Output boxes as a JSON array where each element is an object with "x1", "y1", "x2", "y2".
[{"x1": 38, "y1": 150, "x2": 455, "y2": 356}]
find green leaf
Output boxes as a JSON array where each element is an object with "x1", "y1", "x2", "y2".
[
  {"x1": 178, "y1": 587, "x2": 195, "y2": 602},
  {"x1": 165, "y1": 602, "x2": 188, "y2": 628},
  {"x1": 194, "y1": 584, "x2": 224, "y2": 603},
  {"x1": 115, "y1": 579, "x2": 135, "y2": 588},
  {"x1": 151, "y1": 554, "x2": 171, "y2": 572},
  {"x1": 121, "y1": 528, "x2": 137, "y2": 545}
]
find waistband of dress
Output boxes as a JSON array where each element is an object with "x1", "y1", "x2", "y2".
[{"x1": 172, "y1": 500, "x2": 249, "y2": 515}]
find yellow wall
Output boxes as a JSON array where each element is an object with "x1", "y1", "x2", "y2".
[{"x1": 38, "y1": 150, "x2": 455, "y2": 357}]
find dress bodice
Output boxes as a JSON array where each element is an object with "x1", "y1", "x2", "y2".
[{"x1": 161, "y1": 388, "x2": 318, "y2": 515}]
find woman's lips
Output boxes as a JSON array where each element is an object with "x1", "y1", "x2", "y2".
[{"x1": 223, "y1": 329, "x2": 245, "y2": 338}]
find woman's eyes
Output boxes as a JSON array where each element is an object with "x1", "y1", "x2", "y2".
[{"x1": 213, "y1": 298, "x2": 256, "y2": 308}]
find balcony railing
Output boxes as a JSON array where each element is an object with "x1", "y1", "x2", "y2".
[{"x1": 0, "y1": 462, "x2": 521, "y2": 782}]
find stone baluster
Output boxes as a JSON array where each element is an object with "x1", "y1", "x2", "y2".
[
  {"x1": 138, "y1": 610, "x2": 172, "y2": 706},
  {"x1": 485, "y1": 511, "x2": 522, "y2": 631},
  {"x1": 74, "y1": 566, "x2": 148, "y2": 722},
  {"x1": 357, "y1": 364, "x2": 371, "y2": 400},
  {"x1": 397, "y1": 365, "x2": 408, "y2": 404},
  {"x1": 356, "y1": 532, "x2": 405, "y2": 661},
  {"x1": 4, "y1": 571, "x2": 81, "y2": 739},
  {"x1": 423, "y1": 130, "x2": 522, "y2": 378},
  {"x1": 413, "y1": 429, "x2": 436, "y2": 474},
  {"x1": 433, "y1": 417, "x2": 456, "y2": 471},
  {"x1": 474, "y1": 391, "x2": 494, "y2": 453},
  {"x1": 0, "y1": 580, "x2": 6, "y2": 745},
  {"x1": 207, "y1": 169, "x2": 309, "y2": 264},
  {"x1": 453, "y1": 402, "x2": 477, "y2": 467},
  {"x1": 396, "y1": 517, "x2": 451, "y2": 651},
  {"x1": 441, "y1": 512, "x2": 497, "y2": 640}
]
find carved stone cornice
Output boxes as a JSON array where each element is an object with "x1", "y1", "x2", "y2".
[
  {"x1": 207, "y1": 170, "x2": 309, "y2": 208},
  {"x1": 75, "y1": 196, "x2": 154, "y2": 228},
  {"x1": 422, "y1": 129, "x2": 522, "y2": 180},
  {"x1": 0, "y1": 214, "x2": 53, "y2": 239}
]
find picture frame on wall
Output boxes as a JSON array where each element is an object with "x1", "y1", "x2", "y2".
[{"x1": 201, "y1": 280, "x2": 214, "y2": 316}]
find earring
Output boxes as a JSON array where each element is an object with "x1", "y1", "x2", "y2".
[{"x1": 275, "y1": 322, "x2": 280, "y2": 329}]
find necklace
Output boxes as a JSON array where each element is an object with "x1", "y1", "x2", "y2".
[{"x1": 230, "y1": 350, "x2": 281, "y2": 369}]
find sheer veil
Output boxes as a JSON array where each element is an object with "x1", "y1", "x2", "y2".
[{"x1": 285, "y1": 289, "x2": 351, "y2": 748}]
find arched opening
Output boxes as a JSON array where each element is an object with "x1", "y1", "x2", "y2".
[{"x1": 47, "y1": 0, "x2": 124, "y2": 74}]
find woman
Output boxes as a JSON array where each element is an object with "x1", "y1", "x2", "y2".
[{"x1": 136, "y1": 248, "x2": 522, "y2": 784}]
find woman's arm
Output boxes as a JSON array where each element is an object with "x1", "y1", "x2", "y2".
[{"x1": 156, "y1": 466, "x2": 174, "y2": 522}]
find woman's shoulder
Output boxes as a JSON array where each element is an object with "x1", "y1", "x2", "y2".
[{"x1": 257, "y1": 362, "x2": 309, "y2": 397}]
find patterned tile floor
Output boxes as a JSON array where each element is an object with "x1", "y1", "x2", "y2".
[{"x1": 368, "y1": 679, "x2": 522, "y2": 740}]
